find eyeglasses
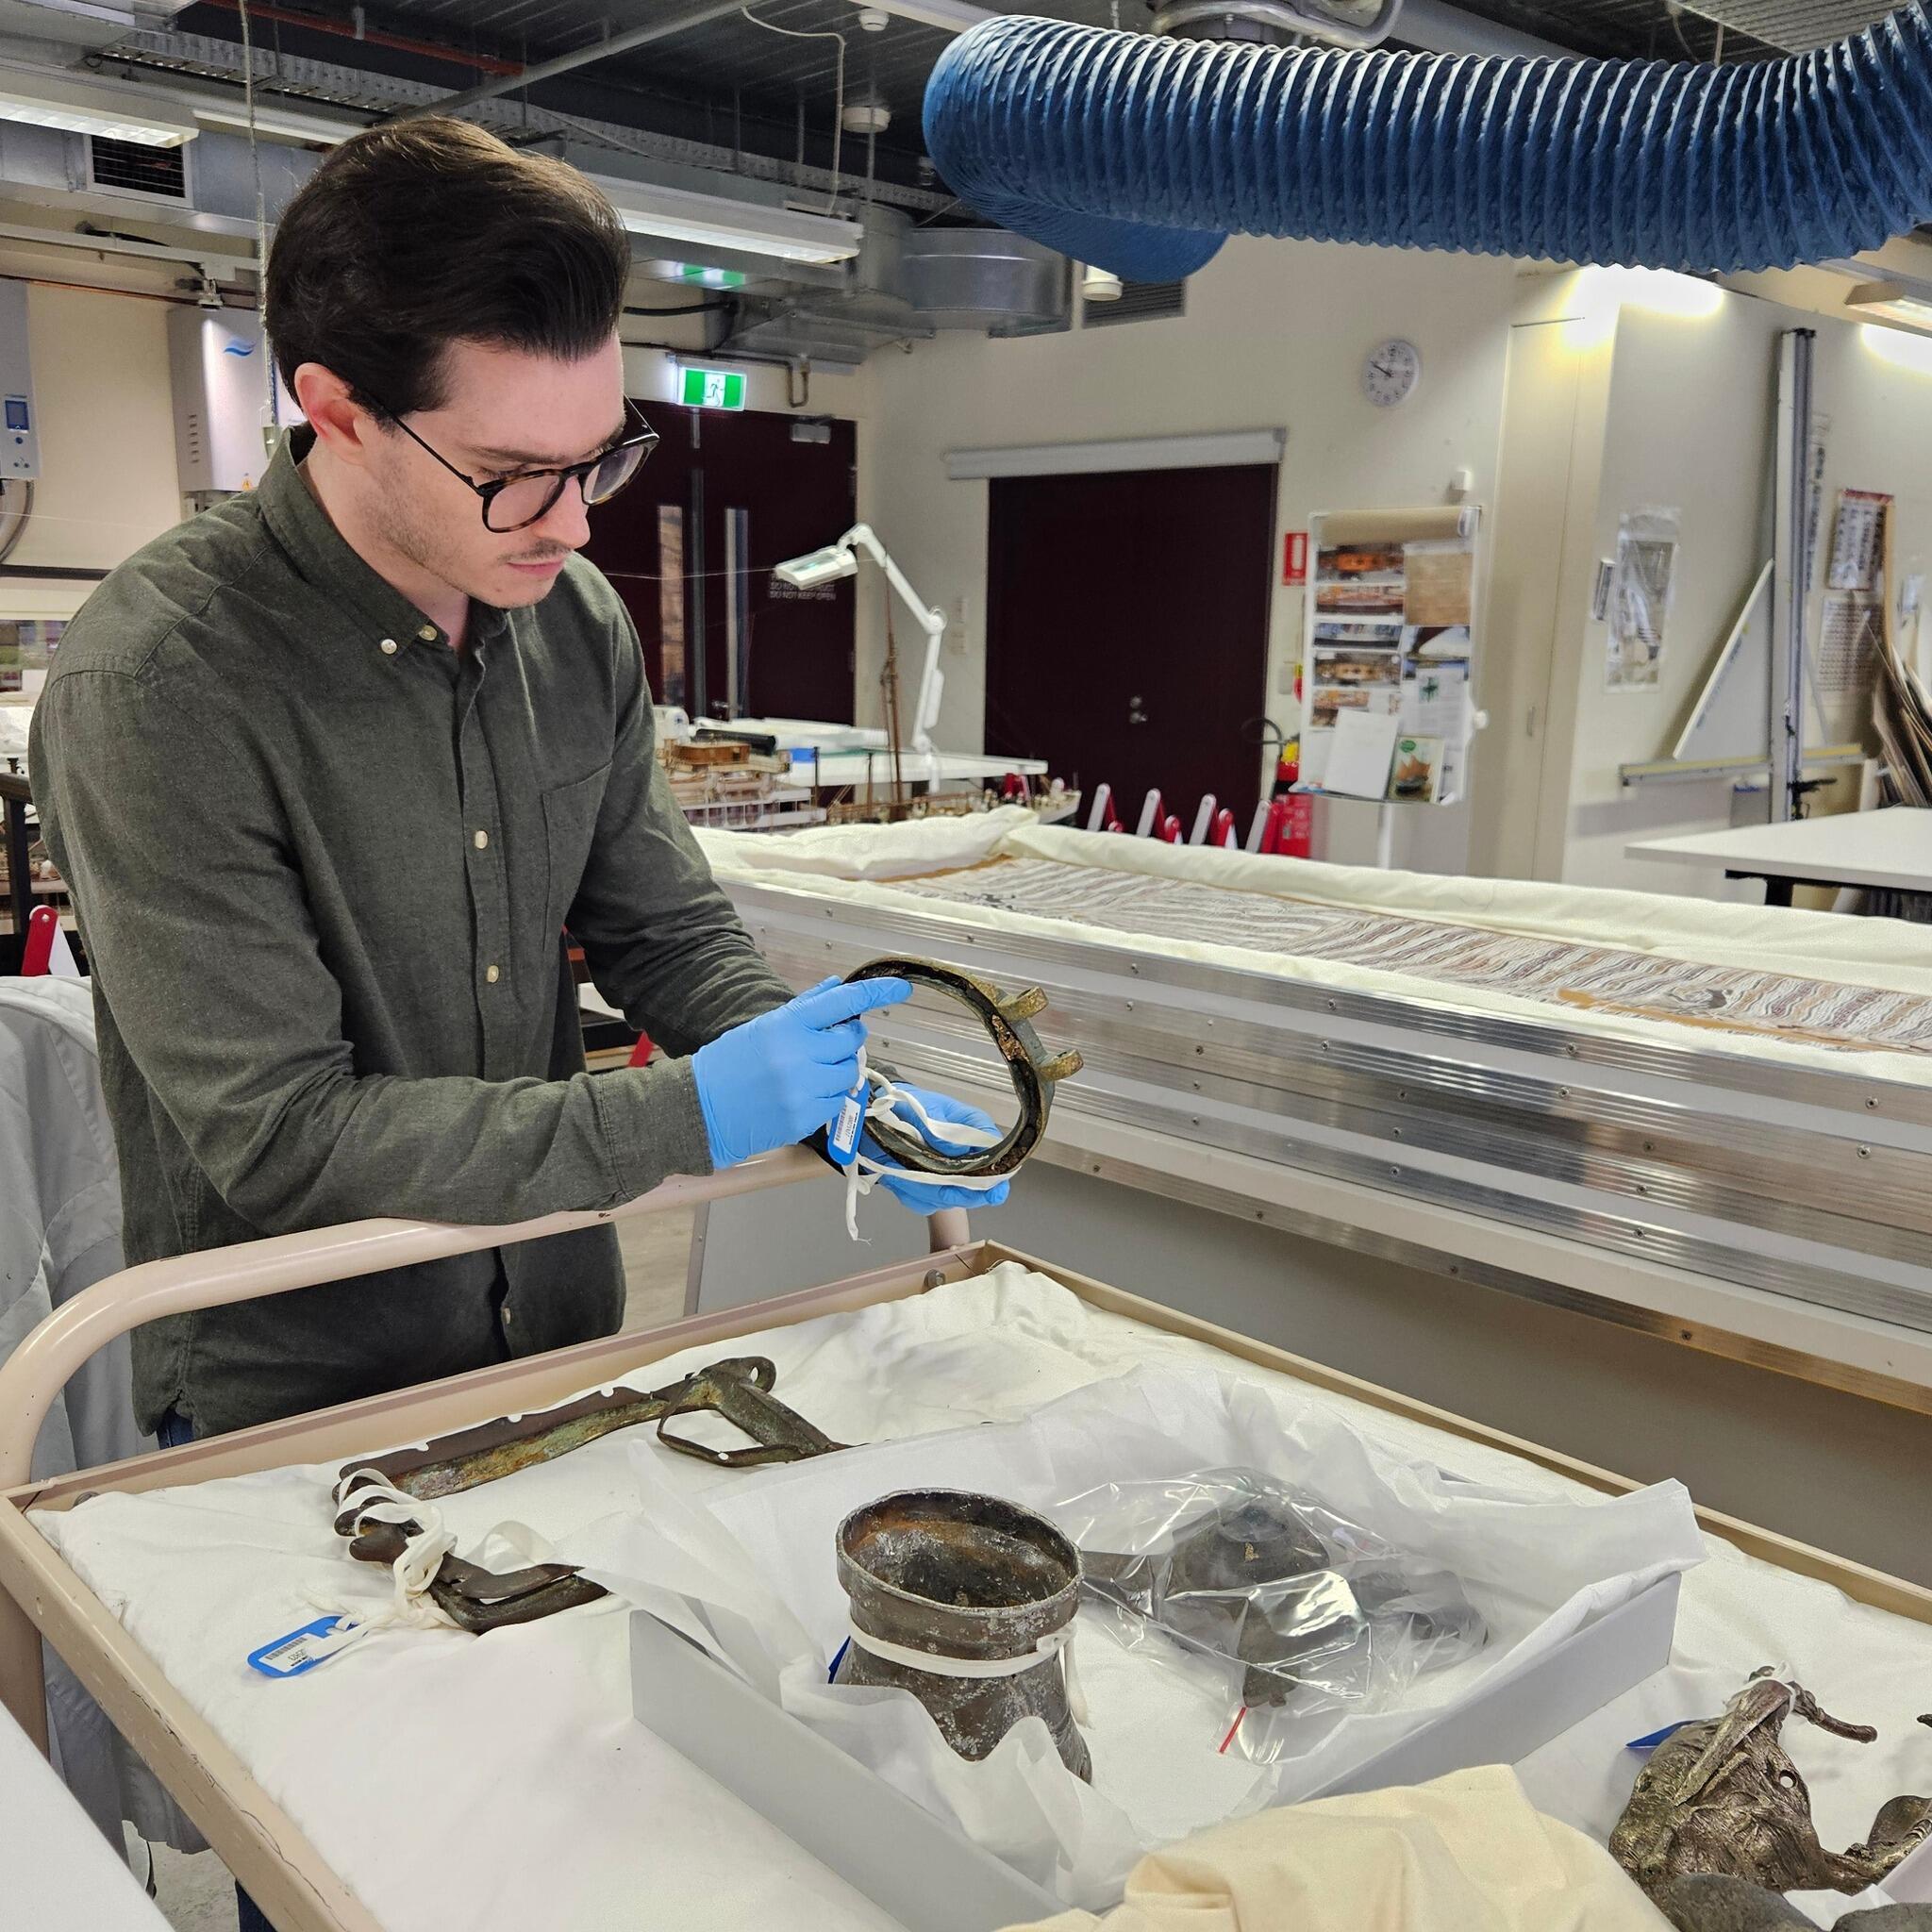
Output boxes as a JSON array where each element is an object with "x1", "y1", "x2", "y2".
[{"x1": 377, "y1": 395, "x2": 659, "y2": 532}]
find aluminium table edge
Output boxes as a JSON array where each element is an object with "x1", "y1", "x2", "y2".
[
  {"x1": 5, "y1": 1240, "x2": 1932, "y2": 1932},
  {"x1": 777, "y1": 972, "x2": 1932, "y2": 1411},
  {"x1": 1008, "y1": 1097, "x2": 1932, "y2": 1416}
]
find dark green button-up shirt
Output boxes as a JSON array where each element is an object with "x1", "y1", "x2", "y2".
[{"x1": 30, "y1": 427, "x2": 791, "y2": 1436}]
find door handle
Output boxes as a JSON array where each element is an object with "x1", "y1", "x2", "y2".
[{"x1": 1128, "y1": 694, "x2": 1149, "y2": 725}]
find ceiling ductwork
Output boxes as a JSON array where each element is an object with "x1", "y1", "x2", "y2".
[
  {"x1": 899, "y1": 225, "x2": 1068, "y2": 330},
  {"x1": 924, "y1": 4, "x2": 1932, "y2": 284},
  {"x1": 1147, "y1": 0, "x2": 1401, "y2": 49}
]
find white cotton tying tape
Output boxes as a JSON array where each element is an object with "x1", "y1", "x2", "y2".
[
  {"x1": 312, "y1": 1472, "x2": 462, "y2": 1634},
  {"x1": 839, "y1": 1055, "x2": 1008, "y2": 1241},
  {"x1": 845, "y1": 1620, "x2": 1076, "y2": 1680}
]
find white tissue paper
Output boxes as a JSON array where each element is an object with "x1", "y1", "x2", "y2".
[{"x1": 568, "y1": 1362, "x2": 1704, "y2": 1911}]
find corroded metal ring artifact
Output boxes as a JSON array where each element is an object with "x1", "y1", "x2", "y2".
[{"x1": 841, "y1": 956, "x2": 1081, "y2": 1177}]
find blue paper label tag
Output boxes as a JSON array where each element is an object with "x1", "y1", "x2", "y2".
[
  {"x1": 247, "y1": 1616, "x2": 362, "y2": 1678},
  {"x1": 1625, "y1": 1720, "x2": 1694, "y2": 1754},
  {"x1": 828, "y1": 1082, "x2": 866, "y2": 1165}
]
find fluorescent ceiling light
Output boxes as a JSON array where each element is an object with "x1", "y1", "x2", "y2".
[
  {"x1": 846, "y1": 0, "x2": 995, "y2": 30},
  {"x1": 1844, "y1": 280, "x2": 1932, "y2": 334},
  {"x1": 1860, "y1": 323, "x2": 1932, "y2": 375},
  {"x1": 594, "y1": 176, "x2": 861, "y2": 264},
  {"x1": 0, "y1": 69, "x2": 199, "y2": 147},
  {"x1": 192, "y1": 100, "x2": 363, "y2": 144}
]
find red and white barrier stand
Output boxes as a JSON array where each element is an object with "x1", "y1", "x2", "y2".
[{"x1": 20, "y1": 905, "x2": 79, "y2": 978}]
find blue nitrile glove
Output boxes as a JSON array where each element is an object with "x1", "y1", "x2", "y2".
[
  {"x1": 862, "y1": 1086, "x2": 1012, "y2": 1213},
  {"x1": 691, "y1": 976, "x2": 911, "y2": 1169}
]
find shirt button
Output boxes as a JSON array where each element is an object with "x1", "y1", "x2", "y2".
[
  {"x1": 485, "y1": 965, "x2": 500, "y2": 985},
  {"x1": 418, "y1": 625, "x2": 438, "y2": 642},
  {"x1": 378, "y1": 638, "x2": 398, "y2": 656},
  {"x1": 473, "y1": 829, "x2": 489, "y2": 850}
]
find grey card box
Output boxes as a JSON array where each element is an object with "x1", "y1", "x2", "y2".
[
  {"x1": 629, "y1": 1611, "x2": 1061, "y2": 1932},
  {"x1": 631, "y1": 1572, "x2": 1681, "y2": 1931}
]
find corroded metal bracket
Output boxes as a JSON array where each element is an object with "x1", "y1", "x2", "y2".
[
  {"x1": 841, "y1": 956, "x2": 1082, "y2": 1178},
  {"x1": 330, "y1": 1357, "x2": 846, "y2": 1631}
]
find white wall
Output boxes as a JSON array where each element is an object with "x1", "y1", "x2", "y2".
[
  {"x1": 4, "y1": 277, "x2": 185, "y2": 618},
  {"x1": 857, "y1": 235, "x2": 1544, "y2": 870},
  {"x1": 1554, "y1": 291, "x2": 1788, "y2": 894},
  {"x1": 1550, "y1": 285, "x2": 1932, "y2": 897}
]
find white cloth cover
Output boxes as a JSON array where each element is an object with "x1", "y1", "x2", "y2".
[
  {"x1": 999, "y1": 1766, "x2": 1667, "y2": 1932},
  {"x1": 31, "y1": 1269, "x2": 1932, "y2": 1931},
  {"x1": 695, "y1": 808, "x2": 1932, "y2": 1086},
  {"x1": 0, "y1": 977, "x2": 200, "y2": 1852}
]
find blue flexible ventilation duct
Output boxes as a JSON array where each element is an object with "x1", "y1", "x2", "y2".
[{"x1": 923, "y1": 7, "x2": 1932, "y2": 284}]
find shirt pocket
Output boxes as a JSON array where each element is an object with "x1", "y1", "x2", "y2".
[{"x1": 541, "y1": 760, "x2": 612, "y2": 941}]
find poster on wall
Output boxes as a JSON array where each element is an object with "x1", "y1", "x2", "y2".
[
  {"x1": 1298, "y1": 508, "x2": 1479, "y2": 808},
  {"x1": 1818, "y1": 591, "x2": 1885, "y2": 701},
  {"x1": 1826, "y1": 488, "x2": 1891, "y2": 594},
  {"x1": 1606, "y1": 507, "x2": 1680, "y2": 691}
]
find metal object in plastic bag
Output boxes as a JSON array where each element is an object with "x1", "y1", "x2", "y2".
[
  {"x1": 832, "y1": 1488, "x2": 1091, "y2": 1780},
  {"x1": 1068, "y1": 1470, "x2": 1486, "y2": 1747}
]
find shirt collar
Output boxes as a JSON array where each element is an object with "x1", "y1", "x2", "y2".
[{"x1": 257, "y1": 425, "x2": 510, "y2": 654}]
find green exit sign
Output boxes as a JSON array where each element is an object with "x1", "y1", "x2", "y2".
[
  {"x1": 675, "y1": 262, "x2": 747, "y2": 290},
  {"x1": 679, "y1": 366, "x2": 746, "y2": 411}
]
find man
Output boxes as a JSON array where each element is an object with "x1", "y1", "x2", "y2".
[{"x1": 31, "y1": 117, "x2": 1002, "y2": 1453}]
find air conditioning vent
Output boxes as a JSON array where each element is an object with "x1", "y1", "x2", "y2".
[
  {"x1": 86, "y1": 136, "x2": 188, "y2": 203},
  {"x1": 1082, "y1": 278, "x2": 1188, "y2": 326}
]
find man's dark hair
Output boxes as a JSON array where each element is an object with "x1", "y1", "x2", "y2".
[{"x1": 266, "y1": 117, "x2": 630, "y2": 418}]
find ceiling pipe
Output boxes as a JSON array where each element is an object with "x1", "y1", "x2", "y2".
[
  {"x1": 1391, "y1": 0, "x2": 1562, "y2": 56},
  {"x1": 191, "y1": 0, "x2": 522, "y2": 75},
  {"x1": 397, "y1": 0, "x2": 753, "y2": 119}
]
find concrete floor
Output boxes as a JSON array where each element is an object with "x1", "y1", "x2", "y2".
[{"x1": 138, "y1": 1208, "x2": 696, "y2": 1932}]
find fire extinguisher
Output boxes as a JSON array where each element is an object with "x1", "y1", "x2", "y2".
[{"x1": 1275, "y1": 734, "x2": 1313, "y2": 860}]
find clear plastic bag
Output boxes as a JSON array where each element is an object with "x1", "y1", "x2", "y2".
[{"x1": 1056, "y1": 1467, "x2": 1488, "y2": 1760}]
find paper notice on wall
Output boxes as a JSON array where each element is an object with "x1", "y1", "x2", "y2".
[
  {"x1": 1607, "y1": 508, "x2": 1680, "y2": 691},
  {"x1": 1324, "y1": 708, "x2": 1402, "y2": 799},
  {"x1": 1402, "y1": 541, "x2": 1474, "y2": 627},
  {"x1": 1826, "y1": 489, "x2": 1891, "y2": 593},
  {"x1": 1387, "y1": 734, "x2": 1444, "y2": 803},
  {"x1": 1818, "y1": 591, "x2": 1884, "y2": 700},
  {"x1": 1399, "y1": 644, "x2": 1471, "y2": 805},
  {"x1": 1805, "y1": 414, "x2": 1830, "y2": 592},
  {"x1": 1310, "y1": 637, "x2": 1402, "y2": 731},
  {"x1": 1301, "y1": 508, "x2": 1481, "y2": 814}
]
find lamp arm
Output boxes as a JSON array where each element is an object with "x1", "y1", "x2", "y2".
[{"x1": 841, "y1": 523, "x2": 948, "y2": 753}]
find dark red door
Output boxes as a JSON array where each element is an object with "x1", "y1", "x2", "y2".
[
  {"x1": 584, "y1": 403, "x2": 858, "y2": 724},
  {"x1": 984, "y1": 464, "x2": 1276, "y2": 827}
]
